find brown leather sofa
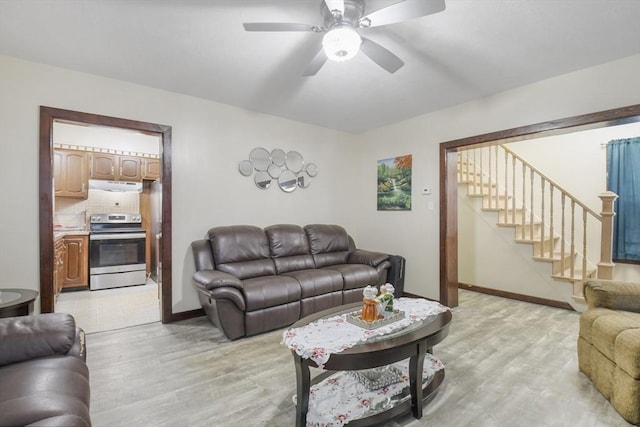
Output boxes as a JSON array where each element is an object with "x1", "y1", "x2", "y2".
[
  {"x1": 578, "y1": 279, "x2": 640, "y2": 425},
  {"x1": 0, "y1": 313, "x2": 91, "y2": 427},
  {"x1": 192, "y1": 224, "x2": 394, "y2": 340}
]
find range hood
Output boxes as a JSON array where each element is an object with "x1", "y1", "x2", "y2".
[{"x1": 89, "y1": 179, "x2": 142, "y2": 193}]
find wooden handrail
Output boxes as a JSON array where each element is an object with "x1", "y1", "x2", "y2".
[
  {"x1": 457, "y1": 144, "x2": 617, "y2": 291},
  {"x1": 501, "y1": 145, "x2": 601, "y2": 220}
]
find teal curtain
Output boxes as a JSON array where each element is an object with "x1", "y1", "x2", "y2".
[{"x1": 607, "y1": 137, "x2": 640, "y2": 261}]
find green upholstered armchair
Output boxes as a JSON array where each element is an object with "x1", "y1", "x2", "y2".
[{"x1": 578, "y1": 279, "x2": 640, "y2": 425}]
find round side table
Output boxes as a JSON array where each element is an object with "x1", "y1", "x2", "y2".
[{"x1": 0, "y1": 289, "x2": 39, "y2": 318}]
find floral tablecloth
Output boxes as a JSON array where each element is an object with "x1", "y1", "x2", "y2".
[
  {"x1": 296, "y1": 354, "x2": 445, "y2": 427},
  {"x1": 282, "y1": 298, "x2": 449, "y2": 368}
]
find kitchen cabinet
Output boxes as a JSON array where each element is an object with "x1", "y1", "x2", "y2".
[
  {"x1": 119, "y1": 155, "x2": 143, "y2": 181},
  {"x1": 142, "y1": 158, "x2": 160, "y2": 180},
  {"x1": 62, "y1": 235, "x2": 89, "y2": 289},
  {"x1": 53, "y1": 149, "x2": 88, "y2": 199},
  {"x1": 89, "y1": 153, "x2": 117, "y2": 180},
  {"x1": 54, "y1": 238, "x2": 66, "y2": 298},
  {"x1": 89, "y1": 153, "x2": 142, "y2": 181}
]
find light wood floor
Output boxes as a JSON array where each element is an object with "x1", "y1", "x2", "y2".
[
  {"x1": 86, "y1": 290, "x2": 632, "y2": 426},
  {"x1": 56, "y1": 280, "x2": 160, "y2": 334}
]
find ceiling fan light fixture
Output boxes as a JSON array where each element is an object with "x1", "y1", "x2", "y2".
[{"x1": 322, "y1": 26, "x2": 361, "y2": 62}]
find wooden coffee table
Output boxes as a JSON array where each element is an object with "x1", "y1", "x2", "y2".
[
  {"x1": 289, "y1": 301, "x2": 452, "y2": 426},
  {"x1": 0, "y1": 288, "x2": 38, "y2": 318}
]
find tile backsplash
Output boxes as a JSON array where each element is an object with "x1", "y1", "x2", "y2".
[{"x1": 55, "y1": 190, "x2": 140, "y2": 218}]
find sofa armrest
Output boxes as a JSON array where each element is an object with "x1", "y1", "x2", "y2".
[
  {"x1": 584, "y1": 279, "x2": 640, "y2": 313},
  {"x1": 0, "y1": 313, "x2": 78, "y2": 366},
  {"x1": 377, "y1": 260, "x2": 392, "y2": 273},
  {"x1": 193, "y1": 269, "x2": 243, "y2": 290},
  {"x1": 348, "y1": 250, "x2": 389, "y2": 267},
  {"x1": 66, "y1": 327, "x2": 87, "y2": 362},
  {"x1": 193, "y1": 270, "x2": 246, "y2": 311}
]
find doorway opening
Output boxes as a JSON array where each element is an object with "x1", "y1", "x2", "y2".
[
  {"x1": 39, "y1": 107, "x2": 173, "y2": 326},
  {"x1": 439, "y1": 105, "x2": 640, "y2": 308}
]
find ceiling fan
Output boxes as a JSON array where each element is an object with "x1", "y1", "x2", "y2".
[{"x1": 243, "y1": 0, "x2": 445, "y2": 76}]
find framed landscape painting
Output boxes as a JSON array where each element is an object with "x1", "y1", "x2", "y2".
[{"x1": 377, "y1": 154, "x2": 412, "y2": 211}]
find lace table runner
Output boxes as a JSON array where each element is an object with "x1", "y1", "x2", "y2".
[
  {"x1": 296, "y1": 354, "x2": 445, "y2": 427},
  {"x1": 282, "y1": 298, "x2": 450, "y2": 368}
]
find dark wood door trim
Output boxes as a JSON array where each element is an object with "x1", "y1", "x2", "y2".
[
  {"x1": 439, "y1": 104, "x2": 640, "y2": 307},
  {"x1": 39, "y1": 106, "x2": 173, "y2": 322}
]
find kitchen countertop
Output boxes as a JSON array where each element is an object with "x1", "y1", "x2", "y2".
[{"x1": 54, "y1": 230, "x2": 89, "y2": 240}]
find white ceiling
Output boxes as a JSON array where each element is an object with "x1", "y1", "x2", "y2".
[{"x1": 1, "y1": 0, "x2": 639, "y2": 133}]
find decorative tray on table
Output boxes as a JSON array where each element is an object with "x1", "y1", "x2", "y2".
[{"x1": 346, "y1": 309, "x2": 405, "y2": 330}]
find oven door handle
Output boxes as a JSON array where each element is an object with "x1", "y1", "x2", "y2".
[{"x1": 90, "y1": 233, "x2": 146, "y2": 240}]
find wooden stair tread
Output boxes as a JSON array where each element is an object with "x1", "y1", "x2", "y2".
[
  {"x1": 458, "y1": 151, "x2": 602, "y2": 303},
  {"x1": 551, "y1": 269, "x2": 597, "y2": 282}
]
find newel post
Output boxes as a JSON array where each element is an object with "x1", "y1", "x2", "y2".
[{"x1": 597, "y1": 191, "x2": 618, "y2": 279}]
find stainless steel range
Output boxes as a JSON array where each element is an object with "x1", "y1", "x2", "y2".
[{"x1": 89, "y1": 213, "x2": 146, "y2": 290}]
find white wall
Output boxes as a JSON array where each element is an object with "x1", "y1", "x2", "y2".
[
  {"x1": 54, "y1": 122, "x2": 161, "y2": 155},
  {"x1": 349, "y1": 54, "x2": 640, "y2": 300},
  {"x1": 0, "y1": 54, "x2": 354, "y2": 313},
  {"x1": 1, "y1": 53, "x2": 639, "y2": 313},
  {"x1": 507, "y1": 121, "x2": 640, "y2": 212},
  {"x1": 457, "y1": 187, "x2": 574, "y2": 302}
]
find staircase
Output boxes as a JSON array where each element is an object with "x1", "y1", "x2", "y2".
[{"x1": 457, "y1": 145, "x2": 617, "y2": 307}]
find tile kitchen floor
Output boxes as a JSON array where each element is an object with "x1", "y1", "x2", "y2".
[{"x1": 55, "y1": 279, "x2": 161, "y2": 334}]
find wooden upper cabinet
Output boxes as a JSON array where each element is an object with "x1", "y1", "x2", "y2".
[
  {"x1": 142, "y1": 158, "x2": 160, "y2": 180},
  {"x1": 90, "y1": 153, "x2": 117, "y2": 180},
  {"x1": 54, "y1": 150, "x2": 88, "y2": 199},
  {"x1": 90, "y1": 153, "x2": 142, "y2": 181},
  {"x1": 118, "y1": 155, "x2": 142, "y2": 181}
]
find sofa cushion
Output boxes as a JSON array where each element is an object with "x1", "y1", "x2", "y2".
[
  {"x1": 615, "y1": 323, "x2": 640, "y2": 379},
  {"x1": 592, "y1": 311, "x2": 640, "y2": 362},
  {"x1": 0, "y1": 356, "x2": 90, "y2": 427},
  {"x1": 242, "y1": 275, "x2": 301, "y2": 311},
  {"x1": 265, "y1": 224, "x2": 315, "y2": 273},
  {"x1": 0, "y1": 313, "x2": 77, "y2": 366},
  {"x1": 305, "y1": 225, "x2": 351, "y2": 267},
  {"x1": 579, "y1": 307, "x2": 614, "y2": 344},
  {"x1": 283, "y1": 269, "x2": 344, "y2": 298},
  {"x1": 323, "y1": 264, "x2": 380, "y2": 290},
  {"x1": 300, "y1": 292, "x2": 343, "y2": 318},
  {"x1": 611, "y1": 369, "x2": 640, "y2": 424},
  {"x1": 265, "y1": 224, "x2": 310, "y2": 257},
  {"x1": 245, "y1": 302, "x2": 300, "y2": 337},
  {"x1": 209, "y1": 225, "x2": 276, "y2": 279}
]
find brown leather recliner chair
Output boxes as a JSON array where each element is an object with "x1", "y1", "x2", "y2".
[
  {"x1": 192, "y1": 224, "x2": 394, "y2": 340},
  {"x1": 0, "y1": 313, "x2": 91, "y2": 427}
]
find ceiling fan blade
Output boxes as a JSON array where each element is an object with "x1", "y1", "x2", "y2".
[
  {"x1": 361, "y1": 0, "x2": 446, "y2": 28},
  {"x1": 360, "y1": 37, "x2": 404, "y2": 73},
  {"x1": 324, "y1": 0, "x2": 345, "y2": 15},
  {"x1": 303, "y1": 47, "x2": 328, "y2": 76},
  {"x1": 243, "y1": 23, "x2": 316, "y2": 32}
]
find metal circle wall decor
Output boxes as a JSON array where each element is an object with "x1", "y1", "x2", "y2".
[
  {"x1": 239, "y1": 160, "x2": 254, "y2": 177},
  {"x1": 249, "y1": 147, "x2": 271, "y2": 171},
  {"x1": 306, "y1": 163, "x2": 318, "y2": 177},
  {"x1": 271, "y1": 149, "x2": 286, "y2": 167},
  {"x1": 239, "y1": 148, "x2": 318, "y2": 193},
  {"x1": 285, "y1": 151, "x2": 304, "y2": 173},
  {"x1": 278, "y1": 170, "x2": 297, "y2": 193},
  {"x1": 254, "y1": 171, "x2": 272, "y2": 189},
  {"x1": 297, "y1": 171, "x2": 312, "y2": 188}
]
